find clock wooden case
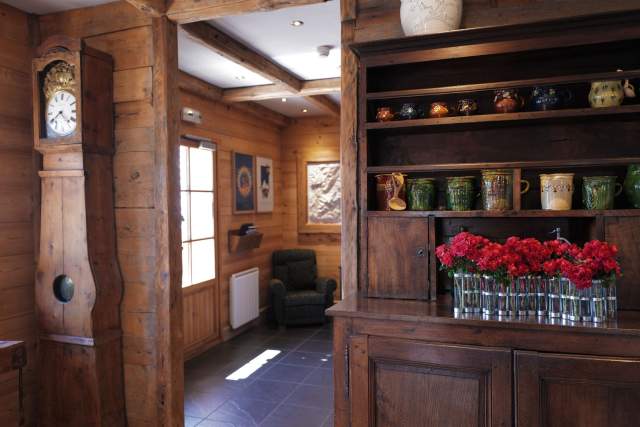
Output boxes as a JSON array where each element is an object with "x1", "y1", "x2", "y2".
[{"x1": 32, "y1": 36, "x2": 125, "y2": 426}]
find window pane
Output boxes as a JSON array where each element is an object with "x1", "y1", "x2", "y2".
[
  {"x1": 307, "y1": 162, "x2": 341, "y2": 224},
  {"x1": 180, "y1": 146, "x2": 189, "y2": 191},
  {"x1": 182, "y1": 244, "x2": 192, "y2": 288},
  {"x1": 191, "y1": 238, "x2": 215, "y2": 283},
  {"x1": 190, "y1": 192, "x2": 214, "y2": 240},
  {"x1": 181, "y1": 191, "x2": 190, "y2": 242},
  {"x1": 190, "y1": 148, "x2": 213, "y2": 191}
]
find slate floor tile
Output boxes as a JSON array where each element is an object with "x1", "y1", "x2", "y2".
[
  {"x1": 260, "y1": 404, "x2": 330, "y2": 427},
  {"x1": 284, "y1": 384, "x2": 334, "y2": 409},
  {"x1": 206, "y1": 397, "x2": 279, "y2": 427},
  {"x1": 242, "y1": 379, "x2": 297, "y2": 403},
  {"x1": 259, "y1": 363, "x2": 315, "y2": 383}
]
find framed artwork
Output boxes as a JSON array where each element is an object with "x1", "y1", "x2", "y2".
[
  {"x1": 297, "y1": 155, "x2": 341, "y2": 234},
  {"x1": 233, "y1": 152, "x2": 255, "y2": 213},
  {"x1": 256, "y1": 156, "x2": 274, "y2": 213}
]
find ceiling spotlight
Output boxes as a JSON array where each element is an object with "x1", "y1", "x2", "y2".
[
  {"x1": 235, "y1": 75, "x2": 246, "y2": 80},
  {"x1": 317, "y1": 45, "x2": 333, "y2": 58},
  {"x1": 281, "y1": 98, "x2": 287, "y2": 103},
  {"x1": 291, "y1": 20, "x2": 304, "y2": 27},
  {"x1": 302, "y1": 108, "x2": 309, "y2": 113}
]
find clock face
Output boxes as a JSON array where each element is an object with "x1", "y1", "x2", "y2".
[{"x1": 46, "y1": 90, "x2": 77, "y2": 138}]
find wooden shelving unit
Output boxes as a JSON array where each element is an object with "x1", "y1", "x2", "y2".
[{"x1": 367, "y1": 209, "x2": 640, "y2": 218}]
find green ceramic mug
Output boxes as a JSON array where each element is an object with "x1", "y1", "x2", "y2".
[
  {"x1": 446, "y1": 176, "x2": 475, "y2": 211},
  {"x1": 624, "y1": 165, "x2": 640, "y2": 208},
  {"x1": 407, "y1": 178, "x2": 436, "y2": 211},
  {"x1": 582, "y1": 176, "x2": 622, "y2": 210}
]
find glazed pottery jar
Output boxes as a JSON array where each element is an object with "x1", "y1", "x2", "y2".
[
  {"x1": 624, "y1": 164, "x2": 640, "y2": 208},
  {"x1": 530, "y1": 86, "x2": 573, "y2": 111},
  {"x1": 398, "y1": 103, "x2": 419, "y2": 120},
  {"x1": 480, "y1": 169, "x2": 529, "y2": 211},
  {"x1": 540, "y1": 173, "x2": 574, "y2": 210},
  {"x1": 429, "y1": 102, "x2": 450, "y2": 118},
  {"x1": 407, "y1": 178, "x2": 436, "y2": 211},
  {"x1": 589, "y1": 81, "x2": 625, "y2": 108},
  {"x1": 376, "y1": 107, "x2": 394, "y2": 122},
  {"x1": 375, "y1": 173, "x2": 407, "y2": 211},
  {"x1": 582, "y1": 176, "x2": 622, "y2": 210},
  {"x1": 446, "y1": 176, "x2": 475, "y2": 211},
  {"x1": 456, "y1": 99, "x2": 478, "y2": 116},
  {"x1": 494, "y1": 89, "x2": 525, "y2": 113},
  {"x1": 400, "y1": 0, "x2": 463, "y2": 36}
]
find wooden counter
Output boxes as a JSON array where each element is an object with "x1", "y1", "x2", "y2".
[
  {"x1": 0, "y1": 341, "x2": 26, "y2": 374},
  {"x1": 328, "y1": 295, "x2": 640, "y2": 427},
  {"x1": 0, "y1": 341, "x2": 26, "y2": 426}
]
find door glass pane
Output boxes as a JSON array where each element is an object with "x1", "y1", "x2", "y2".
[
  {"x1": 190, "y1": 192, "x2": 214, "y2": 240},
  {"x1": 180, "y1": 146, "x2": 189, "y2": 191},
  {"x1": 190, "y1": 148, "x2": 213, "y2": 191},
  {"x1": 181, "y1": 191, "x2": 190, "y2": 242},
  {"x1": 191, "y1": 238, "x2": 215, "y2": 283},
  {"x1": 182, "y1": 243, "x2": 192, "y2": 288}
]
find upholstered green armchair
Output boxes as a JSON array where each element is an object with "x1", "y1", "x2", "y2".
[{"x1": 269, "y1": 249, "x2": 337, "y2": 327}]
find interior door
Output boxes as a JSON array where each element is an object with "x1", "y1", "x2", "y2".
[
  {"x1": 516, "y1": 351, "x2": 640, "y2": 427},
  {"x1": 349, "y1": 336, "x2": 512, "y2": 427},
  {"x1": 367, "y1": 217, "x2": 429, "y2": 299}
]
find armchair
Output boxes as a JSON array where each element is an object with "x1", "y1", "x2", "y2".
[{"x1": 269, "y1": 249, "x2": 337, "y2": 327}]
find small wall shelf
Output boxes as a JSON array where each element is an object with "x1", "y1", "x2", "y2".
[{"x1": 228, "y1": 230, "x2": 263, "y2": 254}]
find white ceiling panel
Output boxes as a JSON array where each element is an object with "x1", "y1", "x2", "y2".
[
  {"x1": 178, "y1": 29, "x2": 272, "y2": 89},
  {"x1": 210, "y1": 1, "x2": 341, "y2": 80},
  {"x1": 4, "y1": 0, "x2": 116, "y2": 14},
  {"x1": 256, "y1": 96, "x2": 324, "y2": 118}
]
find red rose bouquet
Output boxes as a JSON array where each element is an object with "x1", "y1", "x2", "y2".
[{"x1": 435, "y1": 232, "x2": 489, "y2": 277}]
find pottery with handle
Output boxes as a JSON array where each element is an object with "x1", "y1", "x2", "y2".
[{"x1": 540, "y1": 173, "x2": 574, "y2": 211}]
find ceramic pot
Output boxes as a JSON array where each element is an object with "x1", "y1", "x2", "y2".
[
  {"x1": 457, "y1": 98, "x2": 478, "y2": 116},
  {"x1": 376, "y1": 107, "x2": 394, "y2": 122},
  {"x1": 446, "y1": 176, "x2": 475, "y2": 211},
  {"x1": 429, "y1": 102, "x2": 450, "y2": 118},
  {"x1": 480, "y1": 169, "x2": 529, "y2": 211},
  {"x1": 407, "y1": 178, "x2": 436, "y2": 211},
  {"x1": 623, "y1": 164, "x2": 640, "y2": 208},
  {"x1": 375, "y1": 173, "x2": 407, "y2": 211},
  {"x1": 494, "y1": 89, "x2": 525, "y2": 113},
  {"x1": 397, "y1": 103, "x2": 419, "y2": 120},
  {"x1": 530, "y1": 86, "x2": 573, "y2": 111},
  {"x1": 400, "y1": 0, "x2": 463, "y2": 36},
  {"x1": 540, "y1": 173, "x2": 574, "y2": 211},
  {"x1": 588, "y1": 76, "x2": 635, "y2": 108},
  {"x1": 582, "y1": 176, "x2": 622, "y2": 210}
]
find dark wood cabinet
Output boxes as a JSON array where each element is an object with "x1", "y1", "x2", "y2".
[
  {"x1": 366, "y1": 217, "x2": 430, "y2": 299},
  {"x1": 348, "y1": 336, "x2": 511, "y2": 427},
  {"x1": 516, "y1": 351, "x2": 640, "y2": 427}
]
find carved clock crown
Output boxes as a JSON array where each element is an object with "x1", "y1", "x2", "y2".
[{"x1": 43, "y1": 61, "x2": 75, "y2": 99}]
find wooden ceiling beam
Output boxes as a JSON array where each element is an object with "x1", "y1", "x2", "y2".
[
  {"x1": 167, "y1": 0, "x2": 328, "y2": 24},
  {"x1": 178, "y1": 71, "x2": 291, "y2": 127},
  {"x1": 181, "y1": 21, "x2": 302, "y2": 92},
  {"x1": 306, "y1": 95, "x2": 340, "y2": 117},
  {"x1": 223, "y1": 78, "x2": 341, "y2": 102},
  {"x1": 124, "y1": 0, "x2": 166, "y2": 16}
]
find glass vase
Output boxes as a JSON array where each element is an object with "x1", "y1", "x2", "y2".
[
  {"x1": 514, "y1": 276, "x2": 529, "y2": 316},
  {"x1": 580, "y1": 286, "x2": 592, "y2": 322},
  {"x1": 560, "y1": 277, "x2": 573, "y2": 320},
  {"x1": 481, "y1": 275, "x2": 496, "y2": 316},
  {"x1": 453, "y1": 272, "x2": 464, "y2": 315},
  {"x1": 590, "y1": 280, "x2": 606, "y2": 323},
  {"x1": 530, "y1": 276, "x2": 546, "y2": 316},
  {"x1": 496, "y1": 281, "x2": 509, "y2": 316},
  {"x1": 566, "y1": 281, "x2": 581, "y2": 322},
  {"x1": 606, "y1": 279, "x2": 618, "y2": 320},
  {"x1": 465, "y1": 273, "x2": 481, "y2": 313},
  {"x1": 547, "y1": 277, "x2": 562, "y2": 318}
]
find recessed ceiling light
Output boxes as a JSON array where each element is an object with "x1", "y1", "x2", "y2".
[
  {"x1": 291, "y1": 20, "x2": 304, "y2": 27},
  {"x1": 302, "y1": 108, "x2": 308, "y2": 113},
  {"x1": 281, "y1": 98, "x2": 287, "y2": 103}
]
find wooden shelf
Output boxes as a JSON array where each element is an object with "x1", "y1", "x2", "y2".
[
  {"x1": 366, "y1": 105, "x2": 640, "y2": 131},
  {"x1": 228, "y1": 230, "x2": 263, "y2": 253},
  {"x1": 366, "y1": 69, "x2": 640, "y2": 100},
  {"x1": 367, "y1": 209, "x2": 640, "y2": 218},
  {"x1": 367, "y1": 157, "x2": 640, "y2": 174}
]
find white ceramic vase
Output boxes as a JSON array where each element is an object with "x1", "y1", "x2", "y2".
[
  {"x1": 400, "y1": 0, "x2": 463, "y2": 36},
  {"x1": 540, "y1": 173, "x2": 574, "y2": 211}
]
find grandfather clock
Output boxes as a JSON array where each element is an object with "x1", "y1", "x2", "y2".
[{"x1": 32, "y1": 36, "x2": 125, "y2": 426}]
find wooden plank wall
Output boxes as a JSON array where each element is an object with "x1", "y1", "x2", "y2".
[
  {"x1": 180, "y1": 90, "x2": 284, "y2": 343},
  {"x1": 0, "y1": 4, "x2": 37, "y2": 426},
  {"x1": 38, "y1": 3, "x2": 183, "y2": 426},
  {"x1": 281, "y1": 117, "x2": 342, "y2": 293}
]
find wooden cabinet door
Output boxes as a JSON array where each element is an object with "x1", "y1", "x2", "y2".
[
  {"x1": 349, "y1": 336, "x2": 512, "y2": 427},
  {"x1": 367, "y1": 217, "x2": 429, "y2": 299},
  {"x1": 516, "y1": 351, "x2": 640, "y2": 427}
]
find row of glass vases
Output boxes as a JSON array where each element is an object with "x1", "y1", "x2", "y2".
[{"x1": 452, "y1": 273, "x2": 617, "y2": 322}]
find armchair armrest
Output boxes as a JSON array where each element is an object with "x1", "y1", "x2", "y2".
[
  {"x1": 269, "y1": 278, "x2": 287, "y2": 297},
  {"x1": 315, "y1": 277, "x2": 337, "y2": 300}
]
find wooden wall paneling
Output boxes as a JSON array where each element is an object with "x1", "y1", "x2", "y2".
[
  {"x1": 0, "y1": 3, "x2": 36, "y2": 425},
  {"x1": 281, "y1": 117, "x2": 341, "y2": 289}
]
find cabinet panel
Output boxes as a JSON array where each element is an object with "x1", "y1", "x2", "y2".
[
  {"x1": 605, "y1": 217, "x2": 640, "y2": 310},
  {"x1": 349, "y1": 336, "x2": 511, "y2": 427},
  {"x1": 367, "y1": 217, "x2": 429, "y2": 299},
  {"x1": 516, "y1": 351, "x2": 640, "y2": 427}
]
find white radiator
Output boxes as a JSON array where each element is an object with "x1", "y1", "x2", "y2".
[{"x1": 230, "y1": 267, "x2": 260, "y2": 329}]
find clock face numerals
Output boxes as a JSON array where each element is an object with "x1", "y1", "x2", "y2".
[{"x1": 46, "y1": 90, "x2": 77, "y2": 138}]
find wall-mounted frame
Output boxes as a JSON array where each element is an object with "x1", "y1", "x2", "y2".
[
  {"x1": 256, "y1": 156, "x2": 274, "y2": 213},
  {"x1": 232, "y1": 152, "x2": 255, "y2": 213},
  {"x1": 297, "y1": 155, "x2": 341, "y2": 234}
]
